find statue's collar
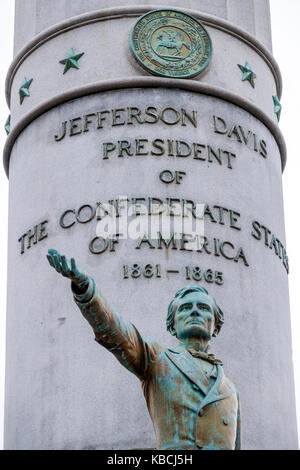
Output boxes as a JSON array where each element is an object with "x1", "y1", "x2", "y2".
[{"x1": 169, "y1": 344, "x2": 223, "y2": 366}]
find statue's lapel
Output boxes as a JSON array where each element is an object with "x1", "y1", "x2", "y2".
[
  {"x1": 199, "y1": 365, "x2": 236, "y2": 411},
  {"x1": 165, "y1": 347, "x2": 236, "y2": 406},
  {"x1": 165, "y1": 347, "x2": 211, "y2": 396}
]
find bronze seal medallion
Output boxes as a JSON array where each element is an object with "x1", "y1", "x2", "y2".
[{"x1": 130, "y1": 9, "x2": 212, "y2": 79}]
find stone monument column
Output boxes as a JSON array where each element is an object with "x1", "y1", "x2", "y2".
[{"x1": 3, "y1": 0, "x2": 298, "y2": 449}]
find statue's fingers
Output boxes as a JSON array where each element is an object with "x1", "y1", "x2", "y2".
[
  {"x1": 53, "y1": 254, "x2": 62, "y2": 273},
  {"x1": 70, "y1": 257, "x2": 77, "y2": 275},
  {"x1": 48, "y1": 248, "x2": 60, "y2": 256},
  {"x1": 46, "y1": 254, "x2": 55, "y2": 268},
  {"x1": 61, "y1": 256, "x2": 71, "y2": 275}
]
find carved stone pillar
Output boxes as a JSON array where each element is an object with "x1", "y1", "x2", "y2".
[{"x1": 3, "y1": 0, "x2": 298, "y2": 449}]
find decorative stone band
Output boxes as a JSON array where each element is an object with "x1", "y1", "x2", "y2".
[
  {"x1": 5, "y1": 4, "x2": 282, "y2": 107},
  {"x1": 2, "y1": 77, "x2": 287, "y2": 178}
]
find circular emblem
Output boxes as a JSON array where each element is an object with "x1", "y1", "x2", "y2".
[{"x1": 130, "y1": 9, "x2": 212, "y2": 79}]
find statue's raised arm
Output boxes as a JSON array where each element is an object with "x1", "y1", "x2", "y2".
[{"x1": 46, "y1": 249, "x2": 151, "y2": 379}]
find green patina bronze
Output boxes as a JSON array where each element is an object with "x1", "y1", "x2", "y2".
[
  {"x1": 59, "y1": 48, "x2": 85, "y2": 74},
  {"x1": 4, "y1": 115, "x2": 10, "y2": 135},
  {"x1": 272, "y1": 95, "x2": 282, "y2": 122},
  {"x1": 19, "y1": 77, "x2": 33, "y2": 104},
  {"x1": 46, "y1": 249, "x2": 241, "y2": 450},
  {"x1": 130, "y1": 9, "x2": 212, "y2": 79},
  {"x1": 237, "y1": 61, "x2": 256, "y2": 88}
]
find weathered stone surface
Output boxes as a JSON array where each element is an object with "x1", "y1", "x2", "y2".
[
  {"x1": 13, "y1": 0, "x2": 272, "y2": 54},
  {"x1": 4, "y1": 0, "x2": 297, "y2": 450}
]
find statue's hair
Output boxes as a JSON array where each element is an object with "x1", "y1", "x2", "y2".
[{"x1": 166, "y1": 285, "x2": 224, "y2": 337}]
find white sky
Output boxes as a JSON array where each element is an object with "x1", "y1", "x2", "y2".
[{"x1": 0, "y1": 0, "x2": 299, "y2": 449}]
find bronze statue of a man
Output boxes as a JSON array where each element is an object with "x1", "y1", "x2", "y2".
[{"x1": 47, "y1": 249, "x2": 241, "y2": 450}]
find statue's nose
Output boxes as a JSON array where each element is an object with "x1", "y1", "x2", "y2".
[{"x1": 191, "y1": 309, "x2": 200, "y2": 316}]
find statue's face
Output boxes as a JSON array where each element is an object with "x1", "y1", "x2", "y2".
[{"x1": 173, "y1": 292, "x2": 216, "y2": 341}]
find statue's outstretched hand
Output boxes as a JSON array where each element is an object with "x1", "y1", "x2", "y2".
[{"x1": 47, "y1": 249, "x2": 88, "y2": 288}]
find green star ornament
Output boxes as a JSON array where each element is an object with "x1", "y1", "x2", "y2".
[
  {"x1": 4, "y1": 115, "x2": 11, "y2": 135},
  {"x1": 273, "y1": 95, "x2": 282, "y2": 122},
  {"x1": 59, "y1": 48, "x2": 85, "y2": 74},
  {"x1": 19, "y1": 77, "x2": 33, "y2": 104},
  {"x1": 237, "y1": 61, "x2": 256, "y2": 88}
]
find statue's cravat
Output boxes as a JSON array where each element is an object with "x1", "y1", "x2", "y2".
[{"x1": 187, "y1": 348, "x2": 223, "y2": 366}]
